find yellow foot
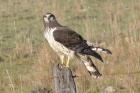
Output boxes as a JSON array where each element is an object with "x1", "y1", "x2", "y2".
[
  {"x1": 59, "y1": 64, "x2": 65, "y2": 69},
  {"x1": 59, "y1": 63, "x2": 68, "y2": 68}
]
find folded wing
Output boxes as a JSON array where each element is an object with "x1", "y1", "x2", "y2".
[{"x1": 53, "y1": 27, "x2": 103, "y2": 62}]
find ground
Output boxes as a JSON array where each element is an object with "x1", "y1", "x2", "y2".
[{"x1": 0, "y1": 0, "x2": 140, "y2": 93}]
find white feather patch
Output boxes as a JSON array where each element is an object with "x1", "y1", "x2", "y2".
[
  {"x1": 92, "y1": 48, "x2": 103, "y2": 52},
  {"x1": 44, "y1": 27, "x2": 74, "y2": 57},
  {"x1": 87, "y1": 66, "x2": 95, "y2": 72},
  {"x1": 83, "y1": 61, "x2": 96, "y2": 72}
]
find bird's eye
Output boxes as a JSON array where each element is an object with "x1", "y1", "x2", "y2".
[
  {"x1": 48, "y1": 15, "x2": 55, "y2": 20},
  {"x1": 43, "y1": 13, "x2": 55, "y2": 22}
]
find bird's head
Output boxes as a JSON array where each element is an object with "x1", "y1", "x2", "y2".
[{"x1": 43, "y1": 13, "x2": 56, "y2": 23}]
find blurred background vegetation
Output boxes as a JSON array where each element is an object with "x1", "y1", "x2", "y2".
[{"x1": 0, "y1": 0, "x2": 140, "y2": 93}]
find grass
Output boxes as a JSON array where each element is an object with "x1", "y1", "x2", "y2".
[{"x1": 0, "y1": 0, "x2": 140, "y2": 93}]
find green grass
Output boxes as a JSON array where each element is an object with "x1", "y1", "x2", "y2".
[{"x1": 0, "y1": 0, "x2": 140, "y2": 93}]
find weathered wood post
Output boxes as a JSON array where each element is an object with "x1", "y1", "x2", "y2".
[{"x1": 53, "y1": 64, "x2": 76, "y2": 93}]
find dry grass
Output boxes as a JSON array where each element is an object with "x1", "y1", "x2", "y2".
[{"x1": 0, "y1": 0, "x2": 140, "y2": 93}]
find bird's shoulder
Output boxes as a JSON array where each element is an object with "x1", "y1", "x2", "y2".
[
  {"x1": 55, "y1": 26, "x2": 73, "y2": 32},
  {"x1": 53, "y1": 26, "x2": 87, "y2": 47},
  {"x1": 54, "y1": 26, "x2": 84, "y2": 41}
]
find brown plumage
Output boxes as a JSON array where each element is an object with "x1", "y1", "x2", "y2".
[{"x1": 43, "y1": 13, "x2": 111, "y2": 78}]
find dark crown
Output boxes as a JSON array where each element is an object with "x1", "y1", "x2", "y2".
[{"x1": 43, "y1": 13, "x2": 56, "y2": 22}]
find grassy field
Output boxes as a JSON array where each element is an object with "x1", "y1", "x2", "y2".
[{"x1": 0, "y1": 0, "x2": 140, "y2": 93}]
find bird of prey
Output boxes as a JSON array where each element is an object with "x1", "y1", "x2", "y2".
[{"x1": 43, "y1": 13, "x2": 112, "y2": 78}]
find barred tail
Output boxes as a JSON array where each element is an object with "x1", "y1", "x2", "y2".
[
  {"x1": 92, "y1": 47, "x2": 112, "y2": 54},
  {"x1": 81, "y1": 56, "x2": 102, "y2": 78}
]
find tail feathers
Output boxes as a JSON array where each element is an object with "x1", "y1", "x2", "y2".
[
  {"x1": 92, "y1": 47, "x2": 112, "y2": 55},
  {"x1": 82, "y1": 57, "x2": 102, "y2": 78},
  {"x1": 82, "y1": 49, "x2": 104, "y2": 62},
  {"x1": 86, "y1": 41, "x2": 112, "y2": 54}
]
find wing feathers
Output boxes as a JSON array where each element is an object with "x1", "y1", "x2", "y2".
[
  {"x1": 53, "y1": 27, "x2": 103, "y2": 62},
  {"x1": 82, "y1": 49, "x2": 104, "y2": 62},
  {"x1": 53, "y1": 28, "x2": 84, "y2": 48}
]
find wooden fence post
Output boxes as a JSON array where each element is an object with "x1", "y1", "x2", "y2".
[{"x1": 53, "y1": 64, "x2": 76, "y2": 93}]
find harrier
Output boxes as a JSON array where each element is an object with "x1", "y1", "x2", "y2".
[{"x1": 43, "y1": 13, "x2": 111, "y2": 78}]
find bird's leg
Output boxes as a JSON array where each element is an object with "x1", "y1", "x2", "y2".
[
  {"x1": 66, "y1": 56, "x2": 70, "y2": 67},
  {"x1": 60, "y1": 55, "x2": 64, "y2": 65}
]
